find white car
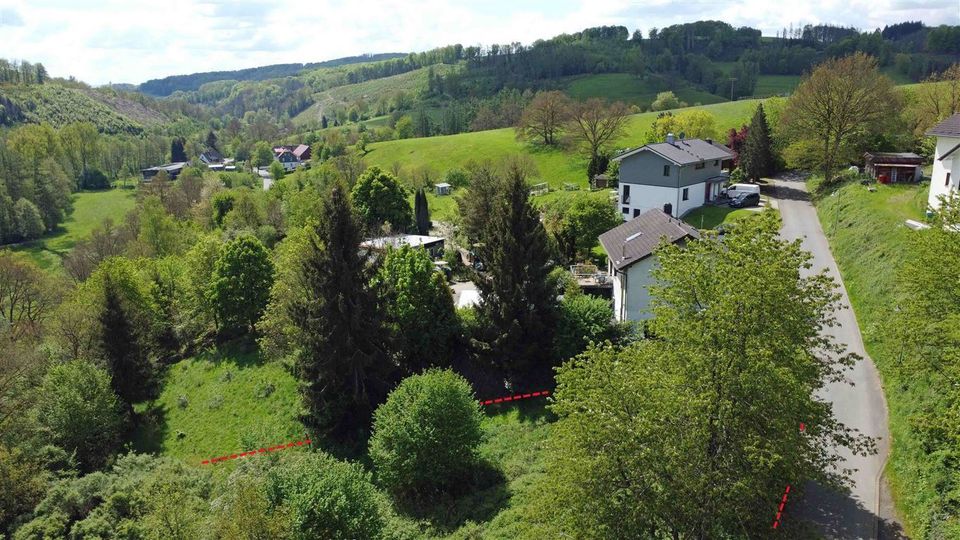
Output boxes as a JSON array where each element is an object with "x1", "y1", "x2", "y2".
[{"x1": 723, "y1": 183, "x2": 761, "y2": 199}]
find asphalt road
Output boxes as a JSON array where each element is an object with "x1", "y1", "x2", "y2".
[{"x1": 770, "y1": 177, "x2": 891, "y2": 539}]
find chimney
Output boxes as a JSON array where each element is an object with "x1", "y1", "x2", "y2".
[{"x1": 666, "y1": 133, "x2": 675, "y2": 145}]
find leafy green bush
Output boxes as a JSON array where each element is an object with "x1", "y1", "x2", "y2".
[
  {"x1": 32, "y1": 360, "x2": 124, "y2": 471},
  {"x1": 554, "y1": 293, "x2": 615, "y2": 361},
  {"x1": 369, "y1": 369, "x2": 483, "y2": 500},
  {"x1": 265, "y1": 452, "x2": 388, "y2": 540}
]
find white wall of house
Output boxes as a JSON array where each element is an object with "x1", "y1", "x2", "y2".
[
  {"x1": 610, "y1": 255, "x2": 657, "y2": 322},
  {"x1": 618, "y1": 183, "x2": 707, "y2": 220},
  {"x1": 929, "y1": 135, "x2": 960, "y2": 210}
]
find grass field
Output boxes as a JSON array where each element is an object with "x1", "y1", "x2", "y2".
[
  {"x1": 132, "y1": 346, "x2": 304, "y2": 466},
  {"x1": 130, "y1": 340, "x2": 553, "y2": 537},
  {"x1": 753, "y1": 75, "x2": 800, "y2": 96},
  {"x1": 811, "y1": 180, "x2": 955, "y2": 536},
  {"x1": 563, "y1": 73, "x2": 727, "y2": 107},
  {"x1": 11, "y1": 187, "x2": 137, "y2": 271}
]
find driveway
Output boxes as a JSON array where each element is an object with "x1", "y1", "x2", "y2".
[{"x1": 768, "y1": 177, "x2": 893, "y2": 539}]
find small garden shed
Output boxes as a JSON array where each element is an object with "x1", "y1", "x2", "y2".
[{"x1": 863, "y1": 152, "x2": 923, "y2": 183}]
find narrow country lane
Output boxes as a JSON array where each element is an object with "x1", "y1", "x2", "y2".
[{"x1": 769, "y1": 177, "x2": 892, "y2": 539}]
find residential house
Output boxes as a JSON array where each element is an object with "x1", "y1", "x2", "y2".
[
  {"x1": 361, "y1": 234, "x2": 445, "y2": 258},
  {"x1": 863, "y1": 151, "x2": 922, "y2": 183},
  {"x1": 199, "y1": 150, "x2": 223, "y2": 165},
  {"x1": 293, "y1": 144, "x2": 311, "y2": 161},
  {"x1": 434, "y1": 182, "x2": 451, "y2": 196},
  {"x1": 599, "y1": 209, "x2": 699, "y2": 322},
  {"x1": 274, "y1": 147, "x2": 301, "y2": 172},
  {"x1": 928, "y1": 113, "x2": 960, "y2": 210},
  {"x1": 612, "y1": 134, "x2": 733, "y2": 220},
  {"x1": 141, "y1": 162, "x2": 188, "y2": 181}
]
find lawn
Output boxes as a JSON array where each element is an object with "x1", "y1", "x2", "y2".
[
  {"x1": 682, "y1": 204, "x2": 759, "y2": 230},
  {"x1": 811, "y1": 180, "x2": 951, "y2": 537},
  {"x1": 11, "y1": 187, "x2": 137, "y2": 271},
  {"x1": 563, "y1": 73, "x2": 728, "y2": 107},
  {"x1": 363, "y1": 99, "x2": 763, "y2": 192}
]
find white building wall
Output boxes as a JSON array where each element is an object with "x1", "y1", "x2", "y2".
[
  {"x1": 612, "y1": 255, "x2": 657, "y2": 322},
  {"x1": 929, "y1": 135, "x2": 960, "y2": 210},
  {"x1": 618, "y1": 183, "x2": 706, "y2": 220}
]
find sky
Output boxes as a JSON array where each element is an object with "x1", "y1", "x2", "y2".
[{"x1": 0, "y1": 0, "x2": 957, "y2": 86}]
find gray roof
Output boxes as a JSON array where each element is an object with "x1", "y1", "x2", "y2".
[
  {"x1": 863, "y1": 151, "x2": 921, "y2": 160},
  {"x1": 927, "y1": 113, "x2": 960, "y2": 138},
  {"x1": 599, "y1": 209, "x2": 700, "y2": 271},
  {"x1": 613, "y1": 138, "x2": 734, "y2": 166}
]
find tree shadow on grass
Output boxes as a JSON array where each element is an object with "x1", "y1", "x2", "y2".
[
  {"x1": 129, "y1": 401, "x2": 168, "y2": 454},
  {"x1": 394, "y1": 458, "x2": 510, "y2": 533}
]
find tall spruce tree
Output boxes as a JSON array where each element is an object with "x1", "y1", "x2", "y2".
[
  {"x1": 473, "y1": 162, "x2": 556, "y2": 387},
  {"x1": 740, "y1": 104, "x2": 773, "y2": 182},
  {"x1": 414, "y1": 188, "x2": 430, "y2": 235},
  {"x1": 170, "y1": 138, "x2": 188, "y2": 163},
  {"x1": 97, "y1": 273, "x2": 155, "y2": 414},
  {"x1": 290, "y1": 182, "x2": 390, "y2": 436}
]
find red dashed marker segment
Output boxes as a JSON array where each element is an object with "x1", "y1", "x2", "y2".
[
  {"x1": 201, "y1": 438, "x2": 312, "y2": 465},
  {"x1": 772, "y1": 485, "x2": 791, "y2": 529},
  {"x1": 480, "y1": 390, "x2": 550, "y2": 406}
]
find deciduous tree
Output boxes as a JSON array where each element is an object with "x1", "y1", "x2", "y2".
[
  {"x1": 568, "y1": 99, "x2": 631, "y2": 162},
  {"x1": 782, "y1": 52, "x2": 897, "y2": 183},
  {"x1": 350, "y1": 166, "x2": 412, "y2": 232},
  {"x1": 517, "y1": 91, "x2": 572, "y2": 145},
  {"x1": 210, "y1": 235, "x2": 274, "y2": 334}
]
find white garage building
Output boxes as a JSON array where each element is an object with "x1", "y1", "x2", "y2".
[{"x1": 927, "y1": 113, "x2": 960, "y2": 211}]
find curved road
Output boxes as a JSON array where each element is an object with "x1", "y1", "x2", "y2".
[{"x1": 770, "y1": 177, "x2": 891, "y2": 539}]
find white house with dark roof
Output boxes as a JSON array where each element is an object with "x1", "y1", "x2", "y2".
[
  {"x1": 599, "y1": 209, "x2": 700, "y2": 322},
  {"x1": 928, "y1": 113, "x2": 960, "y2": 210},
  {"x1": 612, "y1": 134, "x2": 734, "y2": 220}
]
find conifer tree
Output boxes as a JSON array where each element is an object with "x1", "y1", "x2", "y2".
[
  {"x1": 740, "y1": 104, "x2": 773, "y2": 181},
  {"x1": 473, "y1": 162, "x2": 556, "y2": 387},
  {"x1": 96, "y1": 271, "x2": 155, "y2": 413},
  {"x1": 290, "y1": 182, "x2": 389, "y2": 436},
  {"x1": 414, "y1": 188, "x2": 430, "y2": 235}
]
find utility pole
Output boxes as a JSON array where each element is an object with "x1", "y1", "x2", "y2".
[{"x1": 728, "y1": 78, "x2": 737, "y2": 101}]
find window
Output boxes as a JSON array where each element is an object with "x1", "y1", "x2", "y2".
[
  {"x1": 695, "y1": 162, "x2": 705, "y2": 169},
  {"x1": 682, "y1": 188, "x2": 689, "y2": 201},
  {"x1": 622, "y1": 206, "x2": 629, "y2": 214},
  {"x1": 714, "y1": 160, "x2": 719, "y2": 166},
  {"x1": 622, "y1": 185, "x2": 631, "y2": 204},
  {"x1": 947, "y1": 172, "x2": 952, "y2": 187},
  {"x1": 663, "y1": 164, "x2": 670, "y2": 176},
  {"x1": 633, "y1": 208, "x2": 642, "y2": 217}
]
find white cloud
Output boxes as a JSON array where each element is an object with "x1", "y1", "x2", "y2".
[{"x1": 1, "y1": 0, "x2": 957, "y2": 85}]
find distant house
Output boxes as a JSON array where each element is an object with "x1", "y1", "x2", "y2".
[
  {"x1": 928, "y1": 113, "x2": 960, "y2": 210},
  {"x1": 199, "y1": 150, "x2": 223, "y2": 165},
  {"x1": 434, "y1": 182, "x2": 451, "y2": 196},
  {"x1": 612, "y1": 134, "x2": 733, "y2": 220},
  {"x1": 293, "y1": 144, "x2": 311, "y2": 161},
  {"x1": 274, "y1": 148, "x2": 301, "y2": 172},
  {"x1": 863, "y1": 151, "x2": 922, "y2": 183},
  {"x1": 361, "y1": 234, "x2": 445, "y2": 258},
  {"x1": 599, "y1": 209, "x2": 699, "y2": 322},
  {"x1": 141, "y1": 162, "x2": 188, "y2": 181}
]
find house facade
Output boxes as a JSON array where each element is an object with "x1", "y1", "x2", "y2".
[
  {"x1": 613, "y1": 135, "x2": 733, "y2": 220},
  {"x1": 863, "y1": 151, "x2": 922, "y2": 183},
  {"x1": 928, "y1": 113, "x2": 960, "y2": 210},
  {"x1": 598, "y1": 209, "x2": 699, "y2": 322},
  {"x1": 274, "y1": 148, "x2": 301, "y2": 172}
]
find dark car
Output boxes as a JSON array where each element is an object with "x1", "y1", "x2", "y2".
[{"x1": 730, "y1": 192, "x2": 760, "y2": 208}]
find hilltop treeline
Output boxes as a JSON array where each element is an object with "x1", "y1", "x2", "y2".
[{"x1": 138, "y1": 52, "x2": 408, "y2": 96}]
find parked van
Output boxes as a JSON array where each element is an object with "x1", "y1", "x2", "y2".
[{"x1": 723, "y1": 183, "x2": 761, "y2": 199}]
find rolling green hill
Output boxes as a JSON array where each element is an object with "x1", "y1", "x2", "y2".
[
  {"x1": 363, "y1": 99, "x2": 761, "y2": 187},
  {"x1": 0, "y1": 83, "x2": 167, "y2": 133},
  {"x1": 563, "y1": 73, "x2": 728, "y2": 106},
  {"x1": 294, "y1": 65, "x2": 456, "y2": 127}
]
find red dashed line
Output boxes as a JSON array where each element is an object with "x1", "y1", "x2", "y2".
[
  {"x1": 772, "y1": 423, "x2": 807, "y2": 529},
  {"x1": 480, "y1": 390, "x2": 550, "y2": 406},
  {"x1": 201, "y1": 438, "x2": 312, "y2": 465}
]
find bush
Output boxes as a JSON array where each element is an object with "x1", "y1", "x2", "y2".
[
  {"x1": 32, "y1": 360, "x2": 124, "y2": 471},
  {"x1": 265, "y1": 452, "x2": 388, "y2": 540},
  {"x1": 369, "y1": 369, "x2": 483, "y2": 500},
  {"x1": 80, "y1": 169, "x2": 110, "y2": 190},
  {"x1": 554, "y1": 294, "x2": 615, "y2": 361}
]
